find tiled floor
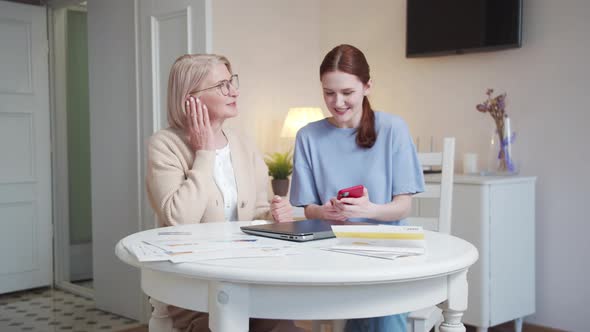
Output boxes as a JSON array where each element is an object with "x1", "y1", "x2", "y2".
[
  {"x1": 1, "y1": 287, "x2": 555, "y2": 332},
  {"x1": 0, "y1": 287, "x2": 140, "y2": 332}
]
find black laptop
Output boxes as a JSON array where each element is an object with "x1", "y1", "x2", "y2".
[{"x1": 241, "y1": 219, "x2": 350, "y2": 242}]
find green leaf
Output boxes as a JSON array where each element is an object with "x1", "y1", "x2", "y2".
[{"x1": 264, "y1": 149, "x2": 293, "y2": 180}]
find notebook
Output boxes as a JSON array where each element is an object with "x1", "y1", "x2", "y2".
[{"x1": 240, "y1": 219, "x2": 352, "y2": 242}]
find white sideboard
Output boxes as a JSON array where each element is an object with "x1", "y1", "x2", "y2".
[{"x1": 420, "y1": 174, "x2": 536, "y2": 332}]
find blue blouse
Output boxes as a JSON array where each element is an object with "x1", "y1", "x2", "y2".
[{"x1": 290, "y1": 111, "x2": 424, "y2": 224}]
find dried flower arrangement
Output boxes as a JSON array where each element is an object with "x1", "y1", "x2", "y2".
[{"x1": 476, "y1": 89, "x2": 516, "y2": 173}]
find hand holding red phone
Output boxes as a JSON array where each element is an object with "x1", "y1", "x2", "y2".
[
  {"x1": 319, "y1": 200, "x2": 347, "y2": 222},
  {"x1": 332, "y1": 185, "x2": 375, "y2": 219},
  {"x1": 337, "y1": 185, "x2": 364, "y2": 200},
  {"x1": 185, "y1": 96, "x2": 215, "y2": 151}
]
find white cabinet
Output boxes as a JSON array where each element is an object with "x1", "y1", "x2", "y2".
[{"x1": 421, "y1": 175, "x2": 536, "y2": 332}]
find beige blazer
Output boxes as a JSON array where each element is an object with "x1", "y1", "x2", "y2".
[{"x1": 146, "y1": 127, "x2": 271, "y2": 226}]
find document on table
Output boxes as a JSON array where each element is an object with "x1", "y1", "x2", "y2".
[
  {"x1": 124, "y1": 230, "x2": 299, "y2": 263},
  {"x1": 143, "y1": 237, "x2": 261, "y2": 253},
  {"x1": 129, "y1": 242, "x2": 173, "y2": 262},
  {"x1": 323, "y1": 225, "x2": 425, "y2": 260},
  {"x1": 168, "y1": 245, "x2": 298, "y2": 263}
]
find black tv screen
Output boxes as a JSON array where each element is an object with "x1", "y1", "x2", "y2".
[{"x1": 406, "y1": 0, "x2": 523, "y2": 57}]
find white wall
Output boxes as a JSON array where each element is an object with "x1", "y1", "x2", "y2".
[
  {"x1": 211, "y1": 0, "x2": 324, "y2": 153},
  {"x1": 316, "y1": 1, "x2": 589, "y2": 331}
]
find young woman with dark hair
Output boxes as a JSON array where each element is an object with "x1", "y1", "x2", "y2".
[
  {"x1": 319, "y1": 43, "x2": 377, "y2": 148},
  {"x1": 290, "y1": 44, "x2": 425, "y2": 332}
]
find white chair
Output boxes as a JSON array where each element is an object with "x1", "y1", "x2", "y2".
[
  {"x1": 312, "y1": 137, "x2": 455, "y2": 332},
  {"x1": 407, "y1": 137, "x2": 455, "y2": 332}
]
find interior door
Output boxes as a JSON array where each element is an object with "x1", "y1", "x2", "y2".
[
  {"x1": 139, "y1": 0, "x2": 211, "y2": 139},
  {"x1": 0, "y1": 0, "x2": 52, "y2": 294}
]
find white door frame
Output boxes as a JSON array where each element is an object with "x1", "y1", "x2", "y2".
[{"x1": 48, "y1": 2, "x2": 93, "y2": 299}]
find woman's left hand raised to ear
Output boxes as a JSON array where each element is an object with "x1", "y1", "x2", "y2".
[{"x1": 185, "y1": 96, "x2": 215, "y2": 151}]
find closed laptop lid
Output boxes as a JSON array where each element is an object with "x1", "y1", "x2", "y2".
[
  {"x1": 240, "y1": 219, "x2": 364, "y2": 242},
  {"x1": 241, "y1": 219, "x2": 334, "y2": 236}
]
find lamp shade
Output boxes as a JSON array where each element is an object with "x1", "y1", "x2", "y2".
[{"x1": 280, "y1": 107, "x2": 324, "y2": 138}]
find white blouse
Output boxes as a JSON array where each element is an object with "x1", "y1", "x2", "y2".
[{"x1": 212, "y1": 143, "x2": 238, "y2": 221}]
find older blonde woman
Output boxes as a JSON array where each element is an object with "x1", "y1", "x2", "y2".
[{"x1": 146, "y1": 54, "x2": 299, "y2": 332}]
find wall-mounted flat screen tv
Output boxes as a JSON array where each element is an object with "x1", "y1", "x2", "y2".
[{"x1": 406, "y1": 0, "x2": 523, "y2": 58}]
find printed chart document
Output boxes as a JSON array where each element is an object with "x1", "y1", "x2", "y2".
[
  {"x1": 324, "y1": 225, "x2": 425, "y2": 260},
  {"x1": 130, "y1": 242, "x2": 173, "y2": 262},
  {"x1": 123, "y1": 225, "x2": 298, "y2": 263}
]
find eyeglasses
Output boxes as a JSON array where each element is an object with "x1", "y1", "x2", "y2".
[{"x1": 191, "y1": 74, "x2": 239, "y2": 96}]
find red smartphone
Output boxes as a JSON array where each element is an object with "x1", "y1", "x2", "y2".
[{"x1": 337, "y1": 185, "x2": 364, "y2": 200}]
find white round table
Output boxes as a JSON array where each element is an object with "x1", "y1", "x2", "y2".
[{"x1": 116, "y1": 221, "x2": 478, "y2": 332}]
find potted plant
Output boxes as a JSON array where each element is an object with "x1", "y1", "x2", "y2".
[{"x1": 264, "y1": 149, "x2": 293, "y2": 196}]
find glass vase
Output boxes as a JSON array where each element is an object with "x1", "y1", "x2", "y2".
[{"x1": 486, "y1": 117, "x2": 518, "y2": 175}]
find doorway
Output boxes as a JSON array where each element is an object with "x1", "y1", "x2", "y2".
[{"x1": 49, "y1": 1, "x2": 93, "y2": 298}]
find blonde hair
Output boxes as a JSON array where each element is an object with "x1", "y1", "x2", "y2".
[{"x1": 166, "y1": 54, "x2": 232, "y2": 129}]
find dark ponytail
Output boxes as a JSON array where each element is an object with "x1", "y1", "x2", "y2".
[
  {"x1": 357, "y1": 97, "x2": 376, "y2": 148},
  {"x1": 320, "y1": 44, "x2": 377, "y2": 148}
]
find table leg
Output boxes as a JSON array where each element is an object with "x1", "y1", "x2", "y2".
[
  {"x1": 148, "y1": 298, "x2": 174, "y2": 332},
  {"x1": 515, "y1": 317, "x2": 524, "y2": 332},
  {"x1": 439, "y1": 270, "x2": 468, "y2": 332},
  {"x1": 208, "y1": 281, "x2": 250, "y2": 332}
]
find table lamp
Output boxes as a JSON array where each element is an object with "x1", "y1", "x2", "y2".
[
  {"x1": 280, "y1": 107, "x2": 324, "y2": 138},
  {"x1": 267, "y1": 107, "x2": 323, "y2": 197}
]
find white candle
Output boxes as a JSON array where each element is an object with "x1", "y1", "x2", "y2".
[{"x1": 463, "y1": 153, "x2": 478, "y2": 174}]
